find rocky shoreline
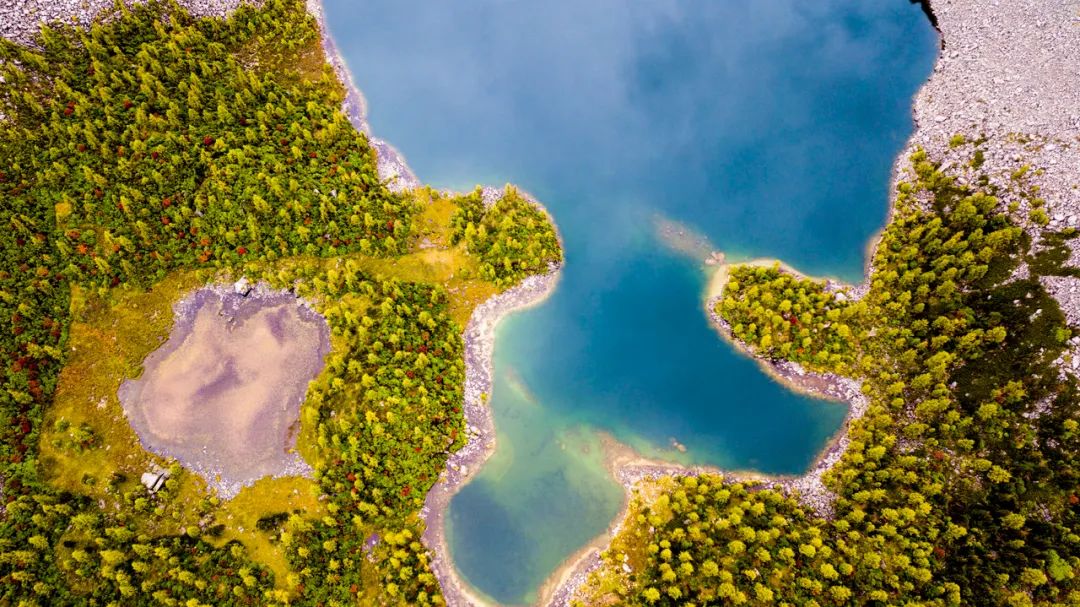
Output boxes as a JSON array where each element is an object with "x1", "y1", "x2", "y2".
[
  {"x1": 0, "y1": 0, "x2": 256, "y2": 45},
  {"x1": 888, "y1": 0, "x2": 1080, "y2": 355},
  {"x1": 539, "y1": 258, "x2": 871, "y2": 607},
  {"x1": 0, "y1": 0, "x2": 420, "y2": 192},
  {"x1": 308, "y1": 3, "x2": 571, "y2": 604},
  {"x1": 304, "y1": 0, "x2": 420, "y2": 193},
  {"x1": 704, "y1": 294, "x2": 868, "y2": 519},
  {"x1": 419, "y1": 268, "x2": 561, "y2": 607},
  {"x1": 303, "y1": 10, "x2": 572, "y2": 605}
]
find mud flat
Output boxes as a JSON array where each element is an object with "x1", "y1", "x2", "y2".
[{"x1": 119, "y1": 282, "x2": 330, "y2": 499}]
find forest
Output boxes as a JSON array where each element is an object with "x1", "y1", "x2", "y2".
[
  {"x1": 576, "y1": 147, "x2": 1080, "y2": 606},
  {"x1": 0, "y1": 0, "x2": 560, "y2": 604}
]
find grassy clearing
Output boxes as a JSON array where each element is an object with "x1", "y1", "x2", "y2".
[
  {"x1": 236, "y1": 16, "x2": 333, "y2": 88},
  {"x1": 349, "y1": 249, "x2": 497, "y2": 326},
  {"x1": 40, "y1": 272, "x2": 208, "y2": 520},
  {"x1": 208, "y1": 476, "x2": 326, "y2": 589}
]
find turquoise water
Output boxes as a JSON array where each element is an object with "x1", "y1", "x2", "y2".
[{"x1": 322, "y1": 1, "x2": 937, "y2": 603}]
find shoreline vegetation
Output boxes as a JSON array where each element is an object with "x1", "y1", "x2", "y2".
[
  {"x1": 420, "y1": 268, "x2": 562, "y2": 607},
  {"x1": 309, "y1": 2, "x2": 871, "y2": 602},
  {"x1": 304, "y1": 0, "x2": 419, "y2": 193},
  {"x1": 305, "y1": 5, "x2": 581, "y2": 605},
  {"x1": 0, "y1": 0, "x2": 899, "y2": 601}
]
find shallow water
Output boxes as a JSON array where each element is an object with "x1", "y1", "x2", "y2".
[
  {"x1": 322, "y1": 1, "x2": 936, "y2": 603},
  {"x1": 119, "y1": 287, "x2": 329, "y2": 497}
]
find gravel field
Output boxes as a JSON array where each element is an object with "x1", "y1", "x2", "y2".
[
  {"x1": 893, "y1": 0, "x2": 1080, "y2": 336},
  {"x1": 0, "y1": 0, "x2": 257, "y2": 45}
]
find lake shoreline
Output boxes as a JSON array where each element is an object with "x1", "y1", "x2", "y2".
[
  {"x1": 702, "y1": 262, "x2": 870, "y2": 515},
  {"x1": 542, "y1": 296, "x2": 869, "y2": 606},
  {"x1": 307, "y1": 0, "x2": 874, "y2": 601},
  {"x1": 419, "y1": 268, "x2": 562, "y2": 607},
  {"x1": 3, "y1": 4, "x2": 567, "y2": 603},
  {"x1": 14, "y1": 1, "x2": 1078, "y2": 606},
  {"x1": 556, "y1": 0, "x2": 1080, "y2": 601},
  {"x1": 308, "y1": 3, "x2": 570, "y2": 605},
  {"x1": 305, "y1": 0, "x2": 421, "y2": 193}
]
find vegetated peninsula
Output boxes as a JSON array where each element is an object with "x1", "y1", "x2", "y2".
[
  {"x1": 0, "y1": 0, "x2": 561, "y2": 604},
  {"x1": 571, "y1": 1, "x2": 1080, "y2": 606}
]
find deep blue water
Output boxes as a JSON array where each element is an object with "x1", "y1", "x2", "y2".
[{"x1": 322, "y1": 1, "x2": 936, "y2": 603}]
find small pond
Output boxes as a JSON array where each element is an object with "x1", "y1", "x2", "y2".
[{"x1": 119, "y1": 283, "x2": 330, "y2": 498}]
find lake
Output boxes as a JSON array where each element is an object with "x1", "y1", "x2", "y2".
[{"x1": 321, "y1": 0, "x2": 936, "y2": 603}]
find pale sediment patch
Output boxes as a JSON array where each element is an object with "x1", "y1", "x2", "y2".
[
  {"x1": 653, "y1": 214, "x2": 717, "y2": 263},
  {"x1": 544, "y1": 379, "x2": 868, "y2": 607},
  {"x1": 537, "y1": 433, "x2": 725, "y2": 607},
  {"x1": 118, "y1": 282, "x2": 330, "y2": 499},
  {"x1": 545, "y1": 256, "x2": 870, "y2": 606}
]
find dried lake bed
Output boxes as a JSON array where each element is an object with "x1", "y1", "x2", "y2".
[{"x1": 119, "y1": 283, "x2": 330, "y2": 498}]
